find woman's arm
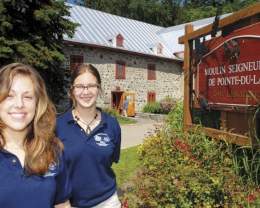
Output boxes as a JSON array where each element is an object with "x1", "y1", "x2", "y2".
[{"x1": 55, "y1": 200, "x2": 71, "y2": 208}]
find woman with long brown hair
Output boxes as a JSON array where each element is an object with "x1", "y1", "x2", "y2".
[{"x1": 0, "y1": 63, "x2": 71, "y2": 208}]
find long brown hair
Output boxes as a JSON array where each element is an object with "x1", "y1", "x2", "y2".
[{"x1": 0, "y1": 63, "x2": 63, "y2": 175}]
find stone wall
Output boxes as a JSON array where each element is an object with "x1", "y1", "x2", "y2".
[{"x1": 63, "y1": 45, "x2": 183, "y2": 112}]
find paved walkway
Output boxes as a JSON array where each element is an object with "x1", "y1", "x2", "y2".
[{"x1": 120, "y1": 116, "x2": 163, "y2": 149}]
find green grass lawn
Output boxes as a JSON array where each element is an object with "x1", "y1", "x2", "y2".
[
  {"x1": 112, "y1": 145, "x2": 141, "y2": 187},
  {"x1": 101, "y1": 108, "x2": 137, "y2": 125},
  {"x1": 117, "y1": 116, "x2": 137, "y2": 125}
]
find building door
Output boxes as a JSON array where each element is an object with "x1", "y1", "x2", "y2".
[
  {"x1": 147, "y1": 91, "x2": 156, "y2": 103},
  {"x1": 111, "y1": 91, "x2": 124, "y2": 113},
  {"x1": 123, "y1": 92, "x2": 135, "y2": 117}
]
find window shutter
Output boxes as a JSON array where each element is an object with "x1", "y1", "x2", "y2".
[
  {"x1": 115, "y1": 61, "x2": 126, "y2": 79},
  {"x1": 70, "y1": 55, "x2": 83, "y2": 71},
  {"x1": 147, "y1": 64, "x2": 156, "y2": 80}
]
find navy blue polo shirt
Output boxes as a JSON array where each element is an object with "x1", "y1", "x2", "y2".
[
  {"x1": 56, "y1": 109, "x2": 121, "y2": 207},
  {"x1": 0, "y1": 150, "x2": 71, "y2": 208}
]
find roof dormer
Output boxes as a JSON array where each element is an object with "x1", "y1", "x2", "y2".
[
  {"x1": 107, "y1": 33, "x2": 124, "y2": 48},
  {"x1": 116, "y1": 34, "x2": 124, "y2": 47},
  {"x1": 157, "y1": 43, "x2": 163, "y2": 55},
  {"x1": 149, "y1": 42, "x2": 164, "y2": 55}
]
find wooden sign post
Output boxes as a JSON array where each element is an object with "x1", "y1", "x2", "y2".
[{"x1": 179, "y1": 3, "x2": 260, "y2": 146}]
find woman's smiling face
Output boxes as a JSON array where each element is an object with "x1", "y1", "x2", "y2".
[
  {"x1": 0, "y1": 74, "x2": 36, "y2": 134},
  {"x1": 72, "y1": 71, "x2": 100, "y2": 109}
]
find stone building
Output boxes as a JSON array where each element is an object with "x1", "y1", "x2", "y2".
[{"x1": 63, "y1": 3, "x2": 185, "y2": 112}]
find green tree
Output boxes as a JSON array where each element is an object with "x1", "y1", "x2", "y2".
[
  {"x1": 80, "y1": 0, "x2": 258, "y2": 26},
  {"x1": 68, "y1": 0, "x2": 85, "y2": 6},
  {"x1": 0, "y1": 0, "x2": 77, "y2": 105},
  {"x1": 85, "y1": 0, "x2": 130, "y2": 17},
  {"x1": 178, "y1": 0, "x2": 259, "y2": 24},
  {"x1": 83, "y1": 0, "x2": 184, "y2": 26}
]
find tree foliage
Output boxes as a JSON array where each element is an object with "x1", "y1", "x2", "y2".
[
  {"x1": 177, "y1": 0, "x2": 259, "y2": 24},
  {"x1": 82, "y1": 0, "x2": 183, "y2": 26},
  {"x1": 0, "y1": 0, "x2": 77, "y2": 105},
  {"x1": 74, "y1": 0, "x2": 259, "y2": 26}
]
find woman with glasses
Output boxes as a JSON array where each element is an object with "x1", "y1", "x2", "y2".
[
  {"x1": 56, "y1": 64, "x2": 121, "y2": 208},
  {"x1": 0, "y1": 63, "x2": 71, "y2": 208}
]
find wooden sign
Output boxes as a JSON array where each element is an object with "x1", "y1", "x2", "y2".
[{"x1": 196, "y1": 22, "x2": 260, "y2": 107}]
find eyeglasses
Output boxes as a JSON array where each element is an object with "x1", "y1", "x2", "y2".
[{"x1": 73, "y1": 83, "x2": 100, "y2": 93}]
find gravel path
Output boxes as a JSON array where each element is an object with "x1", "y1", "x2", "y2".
[{"x1": 120, "y1": 117, "x2": 163, "y2": 149}]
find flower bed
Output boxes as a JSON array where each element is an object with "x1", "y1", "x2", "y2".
[{"x1": 120, "y1": 102, "x2": 260, "y2": 207}]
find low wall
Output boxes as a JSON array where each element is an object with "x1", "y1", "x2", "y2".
[{"x1": 135, "y1": 112, "x2": 167, "y2": 122}]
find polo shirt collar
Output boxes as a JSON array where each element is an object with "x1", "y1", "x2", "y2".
[
  {"x1": 0, "y1": 148, "x2": 17, "y2": 156},
  {"x1": 64, "y1": 109, "x2": 75, "y2": 124}
]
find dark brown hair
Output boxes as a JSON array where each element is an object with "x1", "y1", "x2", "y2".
[{"x1": 70, "y1": 64, "x2": 102, "y2": 106}]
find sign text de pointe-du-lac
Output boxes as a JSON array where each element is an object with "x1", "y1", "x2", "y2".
[{"x1": 197, "y1": 22, "x2": 260, "y2": 107}]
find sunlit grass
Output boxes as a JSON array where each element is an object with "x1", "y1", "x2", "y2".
[
  {"x1": 113, "y1": 145, "x2": 141, "y2": 187},
  {"x1": 117, "y1": 116, "x2": 137, "y2": 125}
]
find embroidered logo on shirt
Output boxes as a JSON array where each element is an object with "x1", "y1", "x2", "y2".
[
  {"x1": 94, "y1": 133, "x2": 111, "y2": 146},
  {"x1": 44, "y1": 162, "x2": 58, "y2": 177}
]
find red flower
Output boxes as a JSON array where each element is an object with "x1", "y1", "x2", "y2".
[
  {"x1": 247, "y1": 193, "x2": 256, "y2": 203},
  {"x1": 122, "y1": 198, "x2": 129, "y2": 208},
  {"x1": 174, "y1": 139, "x2": 191, "y2": 153}
]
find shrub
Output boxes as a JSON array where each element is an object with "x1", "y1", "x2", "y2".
[
  {"x1": 142, "y1": 102, "x2": 162, "y2": 114},
  {"x1": 232, "y1": 146, "x2": 260, "y2": 186},
  {"x1": 142, "y1": 97, "x2": 178, "y2": 114},
  {"x1": 102, "y1": 107, "x2": 120, "y2": 117},
  {"x1": 165, "y1": 101, "x2": 183, "y2": 132},
  {"x1": 159, "y1": 96, "x2": 177, "y2": 114},
  {"x1": 121, "y1": 102, "x2": 260, "y2": 208},
  {"x1": 102, "y1": 107, "x2": 136, "y2": 125}
]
